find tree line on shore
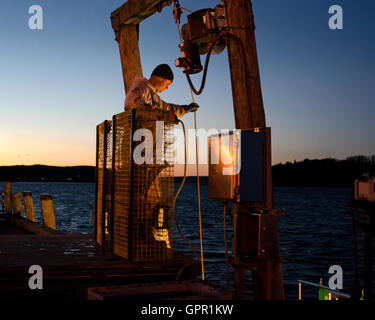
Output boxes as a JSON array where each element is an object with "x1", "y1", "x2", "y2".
[{"x1": 0, "y1": 155, "x2": 374, "y2": 186}]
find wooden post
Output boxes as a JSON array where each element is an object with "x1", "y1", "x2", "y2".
[
  {"x1": 40, "y1": 194, "x2": 56, "y2": 230},
  {"x1": 12, "y1": 192, "x2": 23, "y2": 217},
  {"x1": 23, "y1": 192, "x2": 36, "y2": 222},
  {"x1": 4, "y1": 182, "x2": 12, "y2": 214},
  {"x1": 224, "y1": 0, "x2": 265, "y2": 130},
  {"x1": 117, "y1": 24, "x2": 143, "y2": 94},
  {"x1": 223, "y1": 0, "x2": 284, "y2": 300},
  {"x1": 363, "y1": 234, "x2": 373, "y2": 300}
]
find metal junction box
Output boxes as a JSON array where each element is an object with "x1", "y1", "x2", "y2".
[{"x1": 208, "y1": 128, "x2": 270, "y2": 203}]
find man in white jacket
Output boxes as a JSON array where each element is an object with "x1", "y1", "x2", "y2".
[{"x1": 125, "y1": 64, "x2": 198, "y2": 117}]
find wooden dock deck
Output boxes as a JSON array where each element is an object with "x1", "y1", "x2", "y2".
[{"x1": 0, "y1": 214, "x2": 200, "y2": 299}]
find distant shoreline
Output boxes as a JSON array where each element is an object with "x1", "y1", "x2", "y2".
[{"x1": 1, "y1": 156, "x2": 374, "y2": 187}]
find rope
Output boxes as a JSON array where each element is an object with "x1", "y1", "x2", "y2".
[
  {"x1": 193, "y1": 106, "x2": 205, "y2": 281},
  {"x1": 172, "y1": 119, "x2": 199, "y2": 260},
  {"x1": 174, "y1": 4, "x2": 205, "y2": 280}
]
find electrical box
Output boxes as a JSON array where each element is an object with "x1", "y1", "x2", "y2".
[
  {"x1": 208, "y1": 128, "x2": 270, "y2": 203},
  {"x1": 355, "y1": 174, "x2": 375, "y2": 202}
]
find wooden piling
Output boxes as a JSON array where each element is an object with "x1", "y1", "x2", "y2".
[
  {"x1": 223, "y1": 0, "x2": 285, "y2": 300},
  {"x1": 12, "y1": 192, "x2": 23, "y2": 217},
  {"x1": 4, "y1": 182, "x2": 12, "y2": 214},
  {"x1": 40, "y1": 194, "x2": 56, "y2": 230},
  {"x1": 23, "y1": 192, "x2": 36, "y2": 222}
]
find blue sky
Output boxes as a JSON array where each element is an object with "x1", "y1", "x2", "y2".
[{"x1": 0, "y1": 0, "x2": 374, "y2": 167}]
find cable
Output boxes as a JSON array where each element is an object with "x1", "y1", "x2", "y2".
[
  {"x1": 172, "y1": 119, "x2": 199, "y2": 261},
  {"x1": 185, "y1": 34, "x2": 224, "y2": 96},
  {"x1": 185, "y1": 32, "x2": 248, "y2": 98}
]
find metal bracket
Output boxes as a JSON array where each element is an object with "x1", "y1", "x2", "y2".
[{"x1": 173, "y1": 0, "x2": 182, "y2": 24}]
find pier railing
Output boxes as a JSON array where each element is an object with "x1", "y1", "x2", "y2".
[{"x1": 298, "y1": 280, "x2": 351, "y2": 300}]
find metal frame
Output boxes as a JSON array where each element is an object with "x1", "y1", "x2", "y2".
[{"x1": 128, "y1": 109, "x2": 135, "y2": 261}]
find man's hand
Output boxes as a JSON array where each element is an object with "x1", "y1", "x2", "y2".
[{"x1": 188, "y1": 103, "x2": 199, "y2": 112}]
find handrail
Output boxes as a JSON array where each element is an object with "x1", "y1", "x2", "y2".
[{"x1": 298, "y1": 280, "x2": 351, "y2": 300}]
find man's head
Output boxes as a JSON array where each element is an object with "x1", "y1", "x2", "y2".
[{"x1": 149, "y1": 64, "x2": 174, "y2": 93}]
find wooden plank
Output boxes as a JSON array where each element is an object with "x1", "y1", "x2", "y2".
[
  {"x1": 6, "y1": 214, "x2": 63, "y2": 235},
  {"x1": 0, "y1": 229, "x2": 200, "y2": 298},
  {"x1": 1, "y1": 214, "x2": 200, "y2": 300},
  {"x1": 111, "y1": 0, "x2": 173, "y2": 25},
  {"x1": 87, "y1": 280, "x2": 227, "y2": 300}
]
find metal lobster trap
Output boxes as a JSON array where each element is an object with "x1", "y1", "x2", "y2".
[{"x1": 95, "y1": 108, "x2": 176, "y2": 261}]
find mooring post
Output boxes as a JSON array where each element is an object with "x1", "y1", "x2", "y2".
[
  {"x1": 4, "y1": 182, "x2": 12, "y2": 214},
  {"x1": 40, "y1": 194, "x2": 56, "y2": 230},
  {"x1": 363, "y1": 233, "x2": 373, "y2": 300},
  {"x1": 23, "y1": 191, "x2": 36, "y2": 222},
  {"x1": 12, "y1": 192, "x2": 24, "y2": 217}
]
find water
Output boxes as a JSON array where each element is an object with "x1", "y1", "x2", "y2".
[{"x1": 8, "y1": 182, "x2": 374, "y2": 300}]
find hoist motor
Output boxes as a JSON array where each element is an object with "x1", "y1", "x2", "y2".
[{"x1": 175, "y1": 4, "x2": 228, "y2": 74}]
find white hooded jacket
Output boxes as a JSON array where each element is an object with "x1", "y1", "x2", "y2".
[{"x1": 124, "y1": 76, "x2": 189, "y2": 118}]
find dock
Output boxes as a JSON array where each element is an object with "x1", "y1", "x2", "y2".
[{"x1": 0, "y1": 214, "x2": 201, "y2": 299}]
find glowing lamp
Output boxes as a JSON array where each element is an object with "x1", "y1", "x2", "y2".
[{"x1": 208, "y1": 128, "x2": 270, "y2": 203}]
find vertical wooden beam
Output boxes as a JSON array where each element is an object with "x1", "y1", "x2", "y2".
[
  {"x1": 223, "y1": 0, "x2": 284, "y2": 300},
  {"x1": 117, "y1": 24, "x2": 143, "y2": 95},
  {"x1": 224, "y1": 0, "x2": 265, "y2": 129},
  {"x1": 40, "y1": 194, "x2": 56, "y2": 230},
  {"x1": 4, "y1": 182, "x2": 12, "y2": 214},
  {"x1": 363, "y1": 234, "x2": 373, "y2": 300},
  {"x1": 23, "y1": 191, "x2": 36, "y2": 222}
]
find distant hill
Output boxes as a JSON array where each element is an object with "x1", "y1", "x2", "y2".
[
  {"x1": 0, "y1": 165, "x2": 95, "y2": 182},
  {"x1": 1, "y1": 155, "x2": 374, "y2": 186}
]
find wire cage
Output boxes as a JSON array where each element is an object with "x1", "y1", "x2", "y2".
[{"x1": 95, "y1": 109, "x2": 175, "y2": 261}]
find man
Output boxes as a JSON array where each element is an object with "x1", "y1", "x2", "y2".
[
  {"x1": 125, "y1": 64, "x2": 198, "y2": 256},
  {"x1": 125, "y1": 64, "x2": 198, "y2": 117}
]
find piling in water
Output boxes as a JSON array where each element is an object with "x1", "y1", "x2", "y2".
[
  {"x1": 40, "y1": 194, "x2": 56, "y2": 230},
  {"x1": 12, "y1": 192, "x2": 23, "y2": 217},
  {"x1": 23, "y1": 191, "x2": 36, "y2": 222}
]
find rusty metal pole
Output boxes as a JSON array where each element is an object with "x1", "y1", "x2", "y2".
[{"x1": 223, "y1": 0, "x2": 285, "y2": 299}]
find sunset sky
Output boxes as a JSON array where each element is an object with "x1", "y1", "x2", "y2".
[{"x1": 1, "y1": 0, "x2": 374, "y2": 171}]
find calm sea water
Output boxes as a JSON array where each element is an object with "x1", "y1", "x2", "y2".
[{"x1": 7, "y1": 182, "x2": 374, "y2": 300}]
